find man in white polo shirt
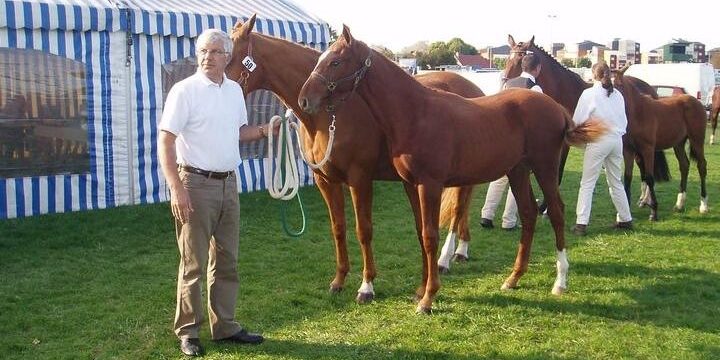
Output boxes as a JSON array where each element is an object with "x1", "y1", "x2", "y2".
[{"x1": 158, "y1": 28, "x2": 276, "y2": 357}]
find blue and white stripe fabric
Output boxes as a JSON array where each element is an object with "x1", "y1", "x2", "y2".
[{"x1": 0, "y1": 0, "x2": 328, "y2": 219}]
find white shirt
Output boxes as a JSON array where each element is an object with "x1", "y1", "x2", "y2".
[
  {"x1": 159, "y1": 71, "x2": 248, "y2": 172},
  {"x1": 572, "y1": 81, "x2": 628, "y2": 137},
  {"x1": 520, "y1": 72, "x2": 543, "y2": 93}
]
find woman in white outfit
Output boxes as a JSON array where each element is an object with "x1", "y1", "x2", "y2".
[{"x1": 572, "y1": 61, "x2": 633, "y2": 236}]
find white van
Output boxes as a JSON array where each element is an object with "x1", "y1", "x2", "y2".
[{"x1": 624, "y1": 63, "x2": 715, "y2": 109}]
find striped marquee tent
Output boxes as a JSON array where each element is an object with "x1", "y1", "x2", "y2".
[{"x1": 0, "y1": 0, "x2": 330, "y2": 219}]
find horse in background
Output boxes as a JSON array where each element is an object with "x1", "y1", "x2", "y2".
[
  {"x1": 709, "y1": 86, "x2": 720, "y2": 145},
  {"x1": 227, "y1": 15, "x2": 484, "y2": 305},
  {"x1": 614, "y1": 65, "x2": 708, "y2": 215},
  {"x1": 501, "y1": 36, "x2": 681, "y2": 221},
  {"x1": 299, "y1": 25, "x2": 607, "y2": 313}
]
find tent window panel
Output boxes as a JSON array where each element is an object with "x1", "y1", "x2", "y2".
[
  {"x1": 0, "y1": 48, "x2": 89, "y2": 178},
  {"x1": 162, "y1": 58, "x2": 292, "y2": 160}
]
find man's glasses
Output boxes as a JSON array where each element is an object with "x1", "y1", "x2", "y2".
[{"x1": 198, "y1": 49, "x2": 228, "y2": 57}]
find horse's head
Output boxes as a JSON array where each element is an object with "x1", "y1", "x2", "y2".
[
  {"x1": 504, "y1": 35, "x2": 535, "y2": 84},
  {"x1": 227, "y1": 14, "x2": 259, "y2": 92},
  {"x1": 298, "y1": 25, "x2": 372, "y2": 114}
]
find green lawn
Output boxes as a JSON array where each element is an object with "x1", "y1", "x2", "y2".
[{"x1": 2, "y1": 129, "x2": 719, "y2": 359}]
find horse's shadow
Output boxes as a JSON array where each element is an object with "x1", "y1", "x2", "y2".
[{"x1": 458, "y1": 261, "x2": 720, "y2": 335}]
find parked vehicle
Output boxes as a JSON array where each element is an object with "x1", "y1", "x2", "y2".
[
  {"x1": 625, "y1": 63, "x2": 715, "y2": 109},
  {"x1": 652, "y1": 85, "x2": 687, "y2": 97}
]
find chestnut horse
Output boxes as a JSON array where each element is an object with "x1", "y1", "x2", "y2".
[
  {"x1": 299, "y1": 26, "x2": 606, "y2": 313},
  {"x1": 226, "y1": 16, "x2": 484, "y2": 304},
  {"x1": 502, "y1": 36, "x2": 686, "y2": 221},
  {"x1": 709, "y1": 86, "x2": 720, "y2": 145},
  {"x1": 614, "y1": 65, "x2": 709, "y2": 215}
]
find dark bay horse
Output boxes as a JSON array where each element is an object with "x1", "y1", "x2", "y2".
[
  {"x1": 502, "y1": 36, "x2": 687, "y2": 221},
  {"x1": 227, "y1": 16, "x2": 484, "y2": 305},
  {"x1": 709, "y1": 86, "x2": 720, "y2": 145},
  {"x1": 299, "y1": 26, "x2": 606, "y2": 313},
  {"x1": 614, "y1": 65, "x2": 709, "y2": 215}
]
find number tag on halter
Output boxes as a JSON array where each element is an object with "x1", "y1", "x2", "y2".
[{"x1": 242, "y1": 56, "x2": 257, "y2": 72}]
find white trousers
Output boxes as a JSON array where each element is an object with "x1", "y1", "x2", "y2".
[
  {"x1": 575, "y1": 135, "x2": 632, "y2": 225},
  {"x1": 481, "y1": 176, "x2": 518, "y2": 228}
]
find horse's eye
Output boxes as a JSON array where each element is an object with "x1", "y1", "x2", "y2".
[{"x1": 330, "y1": 60, "x2": 340, "y2": 67}]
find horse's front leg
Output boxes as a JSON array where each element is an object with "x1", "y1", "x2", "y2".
[
  {"x1": 315, "y1": 176, "x2": 349, "y2": 293},
  {"x1": 348, "y1": 181, "x2": 376, "y2": 304},
  {"x1": 438, "y1": 186, "x2": 474, "y2": 274},
  {"x1": 622, "y1": 147, "x2": 635, "y2": 205},
  {"x1": 416, "y1": 182, "x2": 443, "y2": 314},
  {"x1": 639, "y1": 149, "x2": 659, "y2": 221},
  {"x1": 402, "y1": 182, "x2": 426, "y2": 303}
]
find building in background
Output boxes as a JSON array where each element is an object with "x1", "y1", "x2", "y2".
[{"x1": 658, "y1": 39, "x2": 706, "y2": 63}]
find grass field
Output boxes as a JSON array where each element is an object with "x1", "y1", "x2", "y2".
[{"x1": 2, "y1": 129, "x2": 720, "y2": 359}]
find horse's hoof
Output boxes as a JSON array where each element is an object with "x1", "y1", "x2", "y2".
[
  {"x1": 500, "y1": 282, "x2": 517, "y2": 291},
  {"x1": 415, "y1": 304, "x2": 433, "y2": 315},
  {"x1": 649, "y1": 214, "x2": 658, "y2": 222},
  {"x1": 439, "y1": 266, "x2": 450, "y2": 275},
  {"x1": 356, "y1": 292, "x2": 374, "y2": 304},
  {"x1": 452, "y1": 254, "x2": 468, "y2": 263},
  {"x1": 329, "y1": 285, "x2": 344, "y2": 294},
  {"x1": 673, "y1": 206, "x2": 683, "y2": 212},
  {"x1": 551, "y1": 286, "x2": 566, "y2": 296}
]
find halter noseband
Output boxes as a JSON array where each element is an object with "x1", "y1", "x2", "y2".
[{"x1": 309, "y1": 52, "x2": 372, "y2": 113}]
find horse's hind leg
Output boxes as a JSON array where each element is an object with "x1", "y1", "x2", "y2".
[
  {"x1": 315, "y1": 177, "x2": 349, "y2": 294},
  {"x1": 416, "y1": 182, "x2": 444, "y2": 314},
  {"x1": 672, "y1": 143, "x2": 690, "y2": 212},
  {"x1": 348, "y1": 181, "x2": 377, "y2": 304},
  {"x1": 639, "y1": 147, "x2": 660, "y2": 221},
  {"x1": 710, "y1": 108, "x2": 719, "y2": 145},
  {"x1": 533, "y1": 161, "x2": 569, "y2": 295},
  {"x1": 402, "y1": 182, "x2": 427, "y2": 303},
  {"x1": 501, "y1": 167, "x2": 537, "y2": 291},
  {"x1": 688, "y1": 137, "x2": 709, "y2": 213}
]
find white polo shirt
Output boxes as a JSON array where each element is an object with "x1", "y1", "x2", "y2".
[
  {"x1": 573, "y1": 81, "x2": 628, "y2": 137},
  {"x1": 159, "y1": 71, "x2": 248, "y2": 172}
]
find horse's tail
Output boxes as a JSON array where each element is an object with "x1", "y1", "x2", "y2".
[
  {"x1": 653, "y1": 150, "x2": 671, "y2": 182},
  {"x1": 439, "y1": 186, "x2": 473, "y2": 231},
  {"x1": 563, "y1": 112, "x2": 609, "y2": 146}
]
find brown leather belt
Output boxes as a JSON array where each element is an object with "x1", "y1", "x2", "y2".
[{"x1": 180, "y1": 165, "x2": 233, "y2": 180}]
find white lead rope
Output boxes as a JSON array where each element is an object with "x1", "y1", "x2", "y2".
[{"x1": 266, "y1": 110, "x2": 336, "y2": 200}]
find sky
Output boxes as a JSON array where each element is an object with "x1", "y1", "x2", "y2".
[{"x1": 293, "y1": 0, "x2": 719, "y2": 53}]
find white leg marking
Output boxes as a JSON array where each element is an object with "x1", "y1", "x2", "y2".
[
  {"x1": 358, "y1": 280, "x2": 374, "y2": 295},
  {"x1": 711, "y1": 134, "x2": 715, "y2": 145},
  {"x1": 676, "y1": 192, "x2": 687, "y2": 210},
  {"x1": 700, "y1": 196, "x2": 709, "y2": 214},
  {"x1": 438, "y1": 231, "x2": 456, "y2": 270},
  {"x1": 454, "y1": 239, "x2": 470, "y2": 259},
  {"x1": 552, "y1": 249, "x2": 569, "y2": 295}
]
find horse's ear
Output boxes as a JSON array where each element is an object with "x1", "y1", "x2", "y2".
[
  {"x1": 234, "y1": 14, "x2": 256, "y2": 36},
  {"x1": 342, "y1": 24, "x2": 354, "y2": 45},
  {"x1": 508, "y1": 34, "x2": 516, "y2": 47},
  {"x1": 528, "y1": 36, "x2": 535, "y2": 47},
  {"x1": 618, "y1": 64, "x2": 631, "y2": 75}
]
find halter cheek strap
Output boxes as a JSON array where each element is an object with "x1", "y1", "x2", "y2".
[{"x1": 309, "y1": 52, "x2": 373, "y2": 114}]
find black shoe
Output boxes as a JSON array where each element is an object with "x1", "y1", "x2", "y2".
[
  {"x1": 217, "y1": 329, "x2": 264, "y2": 344},
  {"x1": 180, "y1": 338, "x2": 204, "y2": 356},
  {"x1": 502, "y1": 225, "x2": 518, "y2": 231},
  {"x1": 480, "y1": 218, "x2": 494, "y2": 229},
  {"x1": 613, "y1": 221, "x2": 633, "y2": 230},
  {"x1": 572, "y1": 224, "x2": 587, "y2": 236}
]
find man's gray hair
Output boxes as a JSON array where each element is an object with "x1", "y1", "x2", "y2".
[{"x1": 196, "y1": 29, "x2": 233, "y2": 58}]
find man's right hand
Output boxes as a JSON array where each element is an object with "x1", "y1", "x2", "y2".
[{"x1": 170, "y1": 185, "x2": 193, "y2": 224}]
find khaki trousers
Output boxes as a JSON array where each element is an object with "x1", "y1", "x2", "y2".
[{"x1": 173, "y1": 170, "x2": 242, "y2": 340}]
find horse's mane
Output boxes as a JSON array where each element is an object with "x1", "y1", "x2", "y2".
[
  {"x1": 232, "y1": 26, "x2": 323, "y2": 57},
  {"x1": 528, "y1": 43, "x2": 586, "y2": 86}
]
